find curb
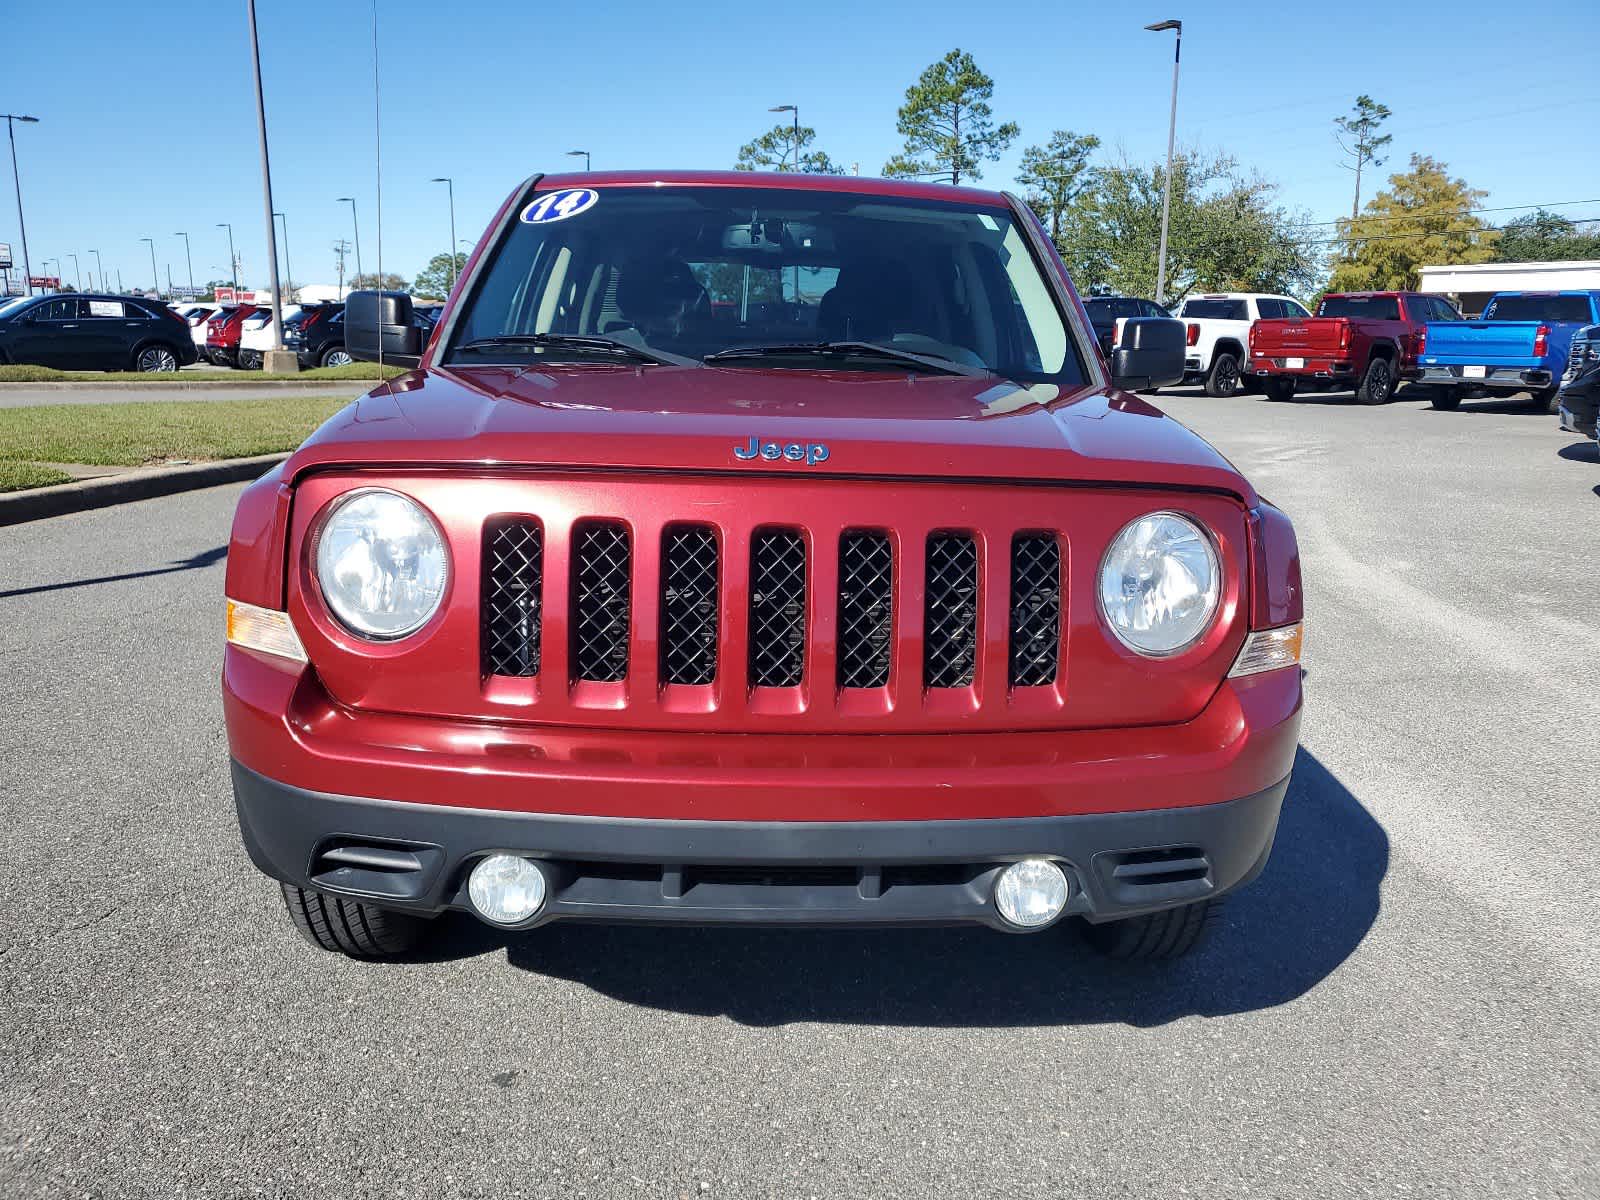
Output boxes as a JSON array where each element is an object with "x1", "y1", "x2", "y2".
[
  {"x1": 0, "y1": 454, "x2": 287, "y2": 527},
  {"x1": 0, "y1": 379, "x2": 371, "y2": 391}
]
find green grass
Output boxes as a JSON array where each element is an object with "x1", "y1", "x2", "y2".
[
  {"x1": 0, "y1": 396, "x2": 351, "y2": 468},
  {"x1": 0, "y1": 362, "x2": 405, "y2": 384},
  {"x1": 0, "y1": 461, "x2": 74, "y2": 492}
]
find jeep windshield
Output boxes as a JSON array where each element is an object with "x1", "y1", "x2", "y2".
[{"x1": 445, "y1": 185, "x2": 1088, "y2": 387}]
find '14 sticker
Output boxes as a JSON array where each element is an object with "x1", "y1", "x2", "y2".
[{"x1": 520, "y1": 188, "x2": 599, "y2": 224}]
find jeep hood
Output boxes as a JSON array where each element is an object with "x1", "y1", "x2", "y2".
[{"x1": 284, "y1": 364, "x2": 1256, "y2": 502}]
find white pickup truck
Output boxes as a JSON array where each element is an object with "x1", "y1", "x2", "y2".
[{"x1": 1174, "y1": 292, "x2": 1310, "y2": 396}]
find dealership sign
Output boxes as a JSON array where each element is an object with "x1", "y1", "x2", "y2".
[
  {"x1": 29, "y1": 276, "x2": 61, "y2": 289},
  {"x1": 0, "y1": 243, "x2": 11, "y2": 270},
  {"x1": 214, "y1": 287, "x2": 258, "y2": 305}
]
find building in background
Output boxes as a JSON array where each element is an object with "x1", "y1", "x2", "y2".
[{"x1": 1419, "y1": 260, "x2": 1600, "y2": 316}]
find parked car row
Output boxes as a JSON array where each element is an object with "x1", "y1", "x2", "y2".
[{"x1": 0, "y1": 292, "x2": 199, "y2": 371}]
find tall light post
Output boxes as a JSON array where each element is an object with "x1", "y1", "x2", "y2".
[
  {"x1": 67, "y1": 252, "x2": 81, "y2": 290},
  {"x1": 90, "y1": 249, "x2": 104, "y2": 294},
  {"x1": 246, "y1": 0, "x2": 287, "y2": 358},
  {"x1": 174, "y1": 231, "x2": 194, "y2": 295},
  {"x1": 769, "y1": 104, "x2": 799, "y2": 169},
  {"x1": 1145, "y1": 19, "x2": 1182, "y2": 306},
  {"x1": 216, "y1": 222, "x2": 237, "y2": 292},
  {"x1": 430, "y1": 177, "x2": 457, "y2": 293},
  {"x1": 337, "y1": 197, "x2": 362, "y2": 283},
  {"x1": 41, "y1": 257, "x2": 56, "y2": 289},
  {"x1": 273, "y1": 212, "x2": 292, "y2": 301},
  {"x1": 3, "y1": 113, "x2": 38, "y2": 295},
  {"x1": 140, "y1": 237, "x2": 159, "y2": 297},
  {"x1": 564, "y1": 149, "x2": 590, "y2": 172}
]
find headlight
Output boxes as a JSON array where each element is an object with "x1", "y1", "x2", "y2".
[
  {"x1": 1098, "y1": 511, "x2": 1220, "y2": 656},
  {"x1": 313, "y1": 489, "x2": 449, "y2": 639}
]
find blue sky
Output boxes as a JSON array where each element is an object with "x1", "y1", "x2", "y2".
[{"x1": 7, "y1": 0, "x2": 1597, "y2": 292}]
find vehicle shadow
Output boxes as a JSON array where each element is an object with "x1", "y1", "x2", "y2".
[
  {"x1": 1557, "y1": 440, "x2": 1598, "y2": 463},
  {"x1": 421, "y1": 747, "x2": 1388, "y2": 1028},
  {"x1": 0, "y1": 544, "x2": 227, "y2": 600}
]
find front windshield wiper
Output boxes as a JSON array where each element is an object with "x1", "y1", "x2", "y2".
[
  {"x1": 455, "y1": 333, "x2": 698, "y2": 368},
  {"x1": 702, "y1": 340, "x2": 988, "y2": 377}
]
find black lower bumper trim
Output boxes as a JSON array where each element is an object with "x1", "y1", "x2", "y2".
[{"x1": 231, "y1": 760, "x2": 1289, "y2": 931}]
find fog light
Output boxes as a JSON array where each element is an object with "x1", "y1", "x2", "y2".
[
  {"x1": 994, "y1": 859, "x2": 1070, "y2": 929},
  {"x1": 467, "y1": 854, "x2": 547, "y2": 925}
]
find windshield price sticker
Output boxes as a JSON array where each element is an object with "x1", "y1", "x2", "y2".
[{"x1": 520, "y1": 189, "x2": 600, "y2": 224}]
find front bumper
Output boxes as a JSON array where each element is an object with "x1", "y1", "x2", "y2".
[
  {"x1": 233, "y1": 759, "x2": 1289, "y2": 930},
  {"x1": 1558, "y1": 377, "x2": 1598, "y2": 438},
  {"x1": 1419, "y1": 364, "x2": 1552, "y2": 392}
]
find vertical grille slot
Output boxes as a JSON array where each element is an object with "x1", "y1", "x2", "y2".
[
  {"x1": 837, "y1": 532, "x2": 893, "y2": 689},
  {"x1": 923, "y1": 533, "x2": 978, "y2": 688},
  {"x1": 572, "y1": 522, "x2": 631, "y2": 682},
  {"x1": 749, "y1": 530, "x2": 806, "y2": 687},
  {"x1": 1009, "y1": 533, "x2": 1061, "y2": 686},
  {"x1": 661, "y1": 526, "x2": 719, "y2": 685},
  {"x1": 482, "y1": 518, "x2": 543, "y2": 677}
]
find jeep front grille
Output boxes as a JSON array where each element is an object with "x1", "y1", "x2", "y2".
[
  {"x1": 481, "y1": 518, "x2": 543, "y2": 677},
  {"x1": 572, "y1": 521, "x2": 631, "y2": 682},
  {"x1": 1008, "y1": 533, "x2": 1061, "y2": 686},
  {"x1": 749, "y1": 529, "x2": 807, "y2": 687},
  {"x1": 923, "y1": 533, "x2": 979, "y2": 688},
  {"x1": 660, "y1": 526, "x2": 719, "y2": 685},
  {"x1": 837, "y1": 532, "x2": 893, "y2": 689}
]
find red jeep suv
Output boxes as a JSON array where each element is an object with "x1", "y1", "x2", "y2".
[{"x1": 223, "y1": 171, "x2": 1303, "y2": 962}]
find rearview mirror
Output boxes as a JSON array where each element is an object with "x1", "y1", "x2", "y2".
[
  {"x1": 345, "y1": 290, "x2": 421, "y2": 367},
  {"x1": 1110, "y1": 317, "x2": 1185, "y2": 391}
]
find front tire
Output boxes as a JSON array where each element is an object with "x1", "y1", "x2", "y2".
[
  {"x1": 1079, "y1": 898, "x2": 1220, "y2": 960},
  {"x1": 1263, "y1": 377, "x2": 1296, "y2": 402},
  {"x1": 1355, "y1": 356, "x2": 1395, "y2": 405},
  {"x1": 1428, "y1": 385, "x2": 1463, "y2": 411},
  {"x1": 280, "y1": 883, "x2": 433, "y2": 959},
  {"x1": 1204, "y1": 352, "x2": 1241, "y2": 398},
  {"x1": 1530, "y1": 386, "x2": 1559, "y2": 413},
  {"x1": 134, "y1": 344, "x2": 179, "y2": 373}
]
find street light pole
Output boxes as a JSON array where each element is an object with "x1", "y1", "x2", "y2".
[
  {"x1": 273, "y1": 212, "x2": 292, "y2": 301},
  {"x1": 90, "y1": 249, "x2": 104, "y2": 294},
  {"x1": 337, "y1": 197, "x2": 362, "y2": 283},
  {"x1": 3, "y1": 114, "x2": 39, "y2": 295},
  {"x1": 140, "y1": 237, "x2": 159, "y2": 297},
  {"x1": 564, "y1": 150, "x2": 590, "y2": 172},
  {"x1": 430, "y1": 177, "x2": 457, "y2": 293},
  {"x1": 67, "y1": 252, "x2": 80, "y2": 290},
  {"x1": 217, "y1": 222, "x2": 237, "y2": 292},
  {"x1": 768, "y1": 104, "x2": 799, "y2": 169},
  {"x1": 247, "y1": 0, "x2": 287, "y2": 356},
  {"x1": 174, "y1": 232, "x2": 194, "y2": 294},
  {"x1": 1146, "y1": 19, "x2": 1182, "y2": 306}
]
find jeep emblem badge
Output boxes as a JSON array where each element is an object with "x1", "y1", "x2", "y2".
[{"x1": 734, "y1": 436, "x2": 830, "y2": 465}]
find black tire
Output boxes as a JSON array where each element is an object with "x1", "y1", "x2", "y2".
[
  {"x1": 238, "y1": 348, "x2": 263, "y2": 371},
  {"x1": 1079, "y1": 898, "x2": 1220, "y2": 960},
  {"x1": 133, "y1": 343, "x2": 180, "y2": 373},
  {"x1": 1262, "y1": 377, "x2": 1296, "y2": 402},
  {"x1": 280, "y1": 883, "x2": 433, "y2": 959},
  {"x1": 1203, "y1": 351, "x2": 1241, "y2": 398},
  {"x1": 1428, "y1": 385, "x2": 1463, "y2": 411},
  {"x1": 1355, "y1": 356, "x2": 1395, "y2": 405},
  {"x1": 1529, "y1": 386, "x2": 1559, "y2": 414},
  {"x1": 320, "y1": 345, "x2": 353, "y2": 368}
]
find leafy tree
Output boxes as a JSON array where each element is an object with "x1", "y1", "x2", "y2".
[
  {"x1": 735, "y1": 124, "x2": 845, "y2": 174},
  {"x1": 1017, "y1": 130, "x2": 1101, "y2": 245},
  {"x1": 882, "y1": 49, "x2": 1019, "y2": 185},
  {"x1": 1334, "y1": 95, "x2": 1393, "y2": 223},
  {"x1": 347, "y1": 272, "x2": 410, "y2": 292},
  {"x1": 413, "y1": 252, "x2": 468, "y2": 299},
  {"x1": 1494, "y1": 209, "x2": 1600, "y2": 262},
  {"x1": 1329, "y1": 155, "x2": 1497, "y2": 292},
  {"x1": 1057, "y1": 151, "x2": 1318, "y2": 302}
]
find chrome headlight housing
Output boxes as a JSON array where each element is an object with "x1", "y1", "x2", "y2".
[
  {"x1": 313, "y1": 488, "x2": 449, "y2": 639},
  {"x1": 1098, "y1": 511, "x2": 1220, "y2": 656}
]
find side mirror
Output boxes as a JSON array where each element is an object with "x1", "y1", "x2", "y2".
[
  {"x1": 1110, "y1": 316, "x2": 1185, "y2": 391},
  {"x1": 345, "y1": 289, "x2": 421, "y2": 367}
]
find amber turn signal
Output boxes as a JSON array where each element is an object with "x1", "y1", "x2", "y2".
[
  {"x1": 226, "y1": 599, "x2": 308, "y2": 664},
  {"x1": 1228, "y1": 622, "x2": 1303, "y2": 678}
]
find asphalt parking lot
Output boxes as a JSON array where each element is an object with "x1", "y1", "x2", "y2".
[{"x1": 2, "y1": 386, "x2": 1596, "y2": 1197}]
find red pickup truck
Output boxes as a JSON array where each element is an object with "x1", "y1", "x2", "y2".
[
  {"x1": 1248, "y1": 291, "x2": 1461, "y2": 404},
  {"x1": 222, "y1": 170, "x2": 1303, "y2": 965}
]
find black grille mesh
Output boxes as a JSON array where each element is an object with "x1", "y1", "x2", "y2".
[
  {"x1": 1009, "y1": 534, "x2": 1061, "y2": 686},
  {"x1": 482, "y1": 519, "x2": 543, "y2": 677},
  {"x1": 661, "y1": 527, "x2": 719, "y2": 685},
  {"x1": 837, "y1": 533, "x2": 893, "y2": 688},
  {"x1": 749, "y1": 530, "x2": 806, "y2": 687},
  {"x1": 923, "y1": 534, "x2": 978, "y2": 688},
  {"x1": 572, "y1": 522, "x2": 631, "y2": 682}
]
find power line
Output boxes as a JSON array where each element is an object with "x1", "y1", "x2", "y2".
[
  {"x1": 1305, "y1": 212, "x2": 1600, "y2": 247},
  {"x1": 1294, "y1": 198, "x2": 1600, "y2": 229}
]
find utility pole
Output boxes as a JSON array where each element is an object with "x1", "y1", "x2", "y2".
[
  {"x1": 3, "y1": 113, "x2": 39, "y2": 295},
  {"x1": 337, "y1": 197, "x2": 362, "y2": 283},
  {"x1": 1145, "y1": 20, "x2": 1182, "y2": 306},
  {"x1": 334, "y1": 239, "x2": 349, "y2": 299}
]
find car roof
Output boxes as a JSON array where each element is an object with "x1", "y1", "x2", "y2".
[{"x1": 529, "y1": 168, "x2": 1013, "y2": 208}]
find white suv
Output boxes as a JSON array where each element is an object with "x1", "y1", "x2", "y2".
[{"x1": 1174, "y1": 293, "x2": 1310, "y2": 396}]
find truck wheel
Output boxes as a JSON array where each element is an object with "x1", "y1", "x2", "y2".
[
  {"x1": 1204, "y1": 352, "x2": 1241, "y2": 398},
  {"x1": 280, "y1": 883, "x2": 434, "y2": 959},
  {"x1": 237, "y1": 349, "x2": 262, "y2": 371},
  {"x1": 1355, "y1": 357, "x2": 1394, "y2": 405},
  {"x1": 1428, "y1": 386, "x2": 1463, "y2": 411},
  {"x1": 1529, "y1": 386, "x2": 1559, "y2": 414},
  {"x1": 1263, "y1": 378, "x2": 1296, "y2": 402},
  {"x1": 1079, "y1": 898, "x2": 1219, "y2": 961}
]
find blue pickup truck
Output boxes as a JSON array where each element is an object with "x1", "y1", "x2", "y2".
[{"x1": 1418, "y1": 290, "x2": 1600, "y2": 412}]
